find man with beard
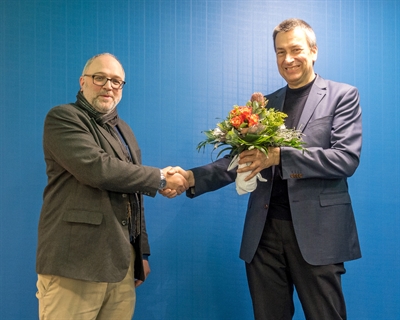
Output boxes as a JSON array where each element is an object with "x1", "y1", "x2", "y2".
[{"x1": 36, "y1": 53, "x2": 188, "y2": 319}]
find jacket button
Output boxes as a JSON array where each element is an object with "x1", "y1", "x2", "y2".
[
  {"x1": 122, "y1": 194, "x2": 127, "y2": 198},
  {"x1": 265, "y1": 204, "x2": 269, "y2": 209},
  {"x1": 121, "y1": 219, "x2": 127, "y2": 226}
]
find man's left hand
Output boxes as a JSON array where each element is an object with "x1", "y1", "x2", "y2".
[
  {"x1": 237, "y1": 147, "x2": 280, "y2": 181},
  {"x1": 135, "y1": 259, "x2": 150, "y2": 287}
]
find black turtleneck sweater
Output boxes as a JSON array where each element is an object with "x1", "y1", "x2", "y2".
[{"x1": 268, "y1": 78, "x2": 315, "y2": 220}]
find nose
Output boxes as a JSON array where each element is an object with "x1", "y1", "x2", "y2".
[
  {"x1": 102, "y1": 79, "x2": 113, "y2": 89},
  {"x1": 284, "y1": 53, "x2": 295, "y2": 63}
]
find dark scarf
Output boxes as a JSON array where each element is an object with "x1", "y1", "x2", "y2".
[
  {"x1": 75, "y1": 90, "x2": 133, "y2": 162},
  {"x1": 75, "y1": 91, "x2": 141, "y2": 240},
  {"x1": 76, "y1": 90, "x2": 119, "y2": 127}
]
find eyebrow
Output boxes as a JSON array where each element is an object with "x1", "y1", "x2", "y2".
[
  {"x1": 92, "y1": 72, "x2": 124, "y2": 80},
  {"x1": 276, "y1": 45, "x2": 303, "y2": 51}
]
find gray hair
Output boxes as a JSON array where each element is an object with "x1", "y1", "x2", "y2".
[
  {"x1": 272, "y1": 18, "x2": 317, "y2": 51},
  {"x1": 82, "y1": 53, "x2": 124, "y2": 75}
]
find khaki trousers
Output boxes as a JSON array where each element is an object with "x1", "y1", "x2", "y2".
[{"x1": 36, "y1": 247, "x2": 136, "y2": 320}]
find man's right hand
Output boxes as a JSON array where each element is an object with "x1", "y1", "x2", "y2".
[
  {"x1": 161, "y1": 166, "x2": 189, "y2": 195},
  {"x1": 159, "y1": 167, "x2": 194, "y2": 198}
]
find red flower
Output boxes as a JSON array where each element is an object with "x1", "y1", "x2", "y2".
[
  {"x1": 230, "y1": 115, "x2": 243, "y2": 128},
  {"x1": 230, "y1": 106, "x2": 260, "y2": 128},
  {"x1": 248, "y1": 114, "x2": 259, "y2": 126},
  {"x1": 240, "y1": 107, "x2": 252, "y2": 121},
  {"x1": 230, "y1": 107, "x2": 239, "y2": 117}
]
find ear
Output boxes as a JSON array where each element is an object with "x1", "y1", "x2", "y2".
[
  {"x1": 79, "y1": 76, "x2": 85, "y2": 91},
  {"x1": 311, "y1": 45, "x2": 318, "y2": 63}
]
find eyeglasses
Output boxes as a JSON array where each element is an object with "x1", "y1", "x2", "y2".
[{"x1": 83, "y1": 74, "x2": 126, "y2": 89}]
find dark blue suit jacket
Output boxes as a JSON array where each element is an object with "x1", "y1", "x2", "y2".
[{"x1": 188, "y1": 75, "x2": 362, "y2": 266}]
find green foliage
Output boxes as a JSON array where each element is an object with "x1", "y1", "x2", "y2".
[{"x1": 197, "y1": 97, "x2": 306, "y2": 158}]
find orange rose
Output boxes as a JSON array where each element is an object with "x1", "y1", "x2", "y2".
[
  {"x1": 248, "y1": 114, "x2": 259, "y2": 126},
  {"x1": 240, "y1": 107, "x2": 252, "y2": 121},
  {"x1": 230, "y1": 108, "x2": 238, "y2": 117},
  {"x1": 230, "y1": 115, "x2": 243, "y2": 128}
]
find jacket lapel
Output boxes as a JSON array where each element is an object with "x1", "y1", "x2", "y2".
[
  {"x1": 269, "y1": 87, "x2": 286, "y2": 111},
  {"x1": 117, "y1": 121, "x2": 140, "y2": 164},
  {"x1": 92, "y1": 119, "x2": 129, "y2": 161},
  {"x1": 267, "y1": 88, "x2": 286, "y2": 177},
  {"x1": 297, "y1": 75, "x2": 326, "y2": 132}
]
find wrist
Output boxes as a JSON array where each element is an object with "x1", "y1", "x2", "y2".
[
  {"x1": 187, "y1": 170, "x2": 195, "y2": 187},
  {"x1": 159, "y1": 170, "x2": 167, "y2": 189}
]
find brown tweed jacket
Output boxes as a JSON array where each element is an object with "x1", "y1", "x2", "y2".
[{"x1": 36, "y1": 103, "x2": 160, "y2": 282}]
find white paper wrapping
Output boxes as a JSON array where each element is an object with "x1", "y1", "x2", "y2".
[{"x1": 227, "y1": 155, "x2": 268, "y2": 195}]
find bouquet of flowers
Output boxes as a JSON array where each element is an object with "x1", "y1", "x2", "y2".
[{"x1": 197, "y1": 92, "x2": 306, "y2": 194}]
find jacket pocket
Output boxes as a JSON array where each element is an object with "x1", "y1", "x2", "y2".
[
  {"x1": 62, "y1": 210, "x2": 103, "y2": 225},
  {"x1": 319, "y1": 192, "x2": 351, "y2": 207}
]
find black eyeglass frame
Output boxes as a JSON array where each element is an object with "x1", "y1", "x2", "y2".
[{"x1": 83, "y1": 74, "x2": 126, "y2": 89}]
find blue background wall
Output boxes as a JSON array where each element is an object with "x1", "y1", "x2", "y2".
[{"x1": 1, "y1": 0, "x2": 399, "y2": 319}]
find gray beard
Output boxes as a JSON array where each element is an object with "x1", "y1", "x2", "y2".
[{"x1": 91, "y1": 97, "x2": 117, "y2": 114}]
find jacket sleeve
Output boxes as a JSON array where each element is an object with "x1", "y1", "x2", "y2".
[
  {"x1": 43, "y1": 104, "x2": 160, "y2": 196},
  {"x1": 281, "y1": 84, "x2": 362, "y2": 180},
  {"x1": 187, "y1": 156, "x2": 236, "y2": 198}
]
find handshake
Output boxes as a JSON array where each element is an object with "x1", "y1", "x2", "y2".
[
  {"x1": 159, "y1": 147, "x2": 280, "y2": 198},
  {"x1": 159, "y1": 166, "x2": 194, "y2": 198}
]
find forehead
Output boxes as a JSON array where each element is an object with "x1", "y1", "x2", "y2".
[
  {"x1": 275, "y1": 28, "x2": 308, "y2": 49},
  {"x1": 86, "y1": 55, "x2": 125, "y2": 79}
]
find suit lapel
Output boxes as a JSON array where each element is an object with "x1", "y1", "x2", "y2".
[
  {"x1": 118, "y1": 121, "x2": 140, "y2": 164},
  {"x1": 92, "y1": 119, "x2": 130, "y2": 161},
  {"x1": 269, "y1": 87, "x2": 286, "y2": 111},
  {"x1": 297, "y1": 75, "x2": 326, "y2": 132},
  {"x1": 266, "y1": 88, "x2": 287, "y2": 178}
]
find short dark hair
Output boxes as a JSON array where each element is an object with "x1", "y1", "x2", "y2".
[{"x1": 273, "y1": 18, "x2": 317, "y2": 51}]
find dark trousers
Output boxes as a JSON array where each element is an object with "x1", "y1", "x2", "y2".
[{"x1": 245, "y1": 218, "x2": 347, "y2": 320}]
